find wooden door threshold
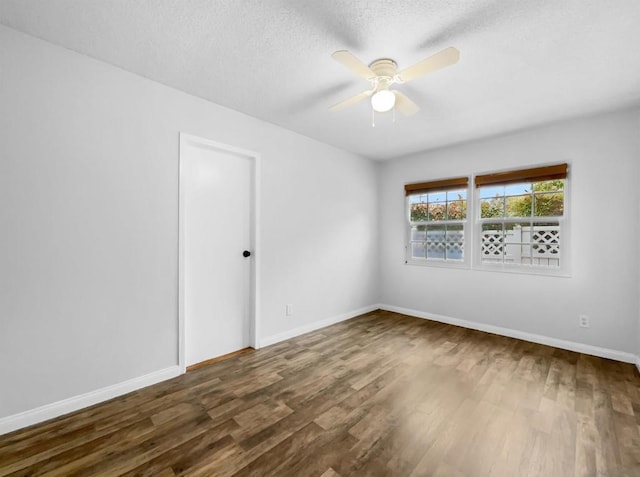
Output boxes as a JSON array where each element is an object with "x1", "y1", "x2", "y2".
[{"x1": 187, "y1": 347, "x2": 254, "y2": 372}]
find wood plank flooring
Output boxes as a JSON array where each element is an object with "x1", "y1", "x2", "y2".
[{"x1": 2, "y1": 310, "x2": 640, "y2": 476}]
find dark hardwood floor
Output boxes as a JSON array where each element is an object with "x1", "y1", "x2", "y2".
[{"x1": 2, "y1": 310, "x2": 640, "y2": 476}]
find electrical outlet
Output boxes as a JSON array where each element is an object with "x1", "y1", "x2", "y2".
[
  {"x1": 286, "y1": 304, "x2": 293, "y2": 316},
  {"x1": 579, "y1": 315, "x2": 590, "y2": 328}
]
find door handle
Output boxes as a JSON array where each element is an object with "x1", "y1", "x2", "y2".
[{"x1": 242, "y1": 250, "x2": 251, "y2": 258}]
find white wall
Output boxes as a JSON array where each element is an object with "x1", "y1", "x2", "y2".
[
  {"x1": 0, "y1": 25, "x2": 378, "y2": 421},
  {"x1": 636, "y1": 111, "x2": 640, "y2": 361},
  {"x1": 379, "y1": 108, "x2": 640, "y2": 355},
  {"x1": 2, "y1": 21, "x2": 638, "y2": 431}
]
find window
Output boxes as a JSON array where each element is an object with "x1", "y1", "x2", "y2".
[
  {"x1": 405, "y1": 177, "x2": 469, "y2": 264},
  {"x1": 475, "y1": 163, "x2": 567, "y2": 270}
]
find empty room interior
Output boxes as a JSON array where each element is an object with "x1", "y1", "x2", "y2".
[{"x1": 2, "y1": 1, "x2": 640, "y2": 476}]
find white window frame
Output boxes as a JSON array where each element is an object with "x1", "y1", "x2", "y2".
[
  {"x1": 473, "y1": 166, "x2": 571, "y2": 277},
  {"x1": 405, "y1": 183, "x2": 471, "y2": 269}
]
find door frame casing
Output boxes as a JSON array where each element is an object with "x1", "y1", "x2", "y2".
[{"x1": 178, "y1": 132, "x2": 261, "y2": 373}]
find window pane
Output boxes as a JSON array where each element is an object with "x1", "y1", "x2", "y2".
[
  {"x1": 505, "y1": 194, "x2": 532, "y2": 218},
  {"x1": 410, "y1": 203, "x2": 429, "y2": 221},
  {"x1": 534, "y1": 180, "x2": 564, "y2": 192},
  {"x1": 479, "y1": 185, "x2": 503, "y2": 199},
  {"x1": 428, "y1": 202, "x2": 447, "y2": 221},
  {"x1": 445, "y1": 225, "x2": 464, "y2": 261},
  {"x1": 447, "y1": 189, "x2": 467, "y2": 201},
  {"x1": 411, "y1": 242, "x2": 426, "y2": 258},
  {"x1": 481, "y1": 223, "x2": 504, "y2": 263},
  {"x1": 428, "y1": 191, "x2": 446, "y2": 202},
  {"x1": 481, "y1": 221, "x2": 560, "y2": 267},
  {"x1": 503, "y1": 223, "x2": 531, "y2": 264},
  {"x1": 530, "y1": 222, "x2": 560, "y2": 267},
  {"x1": 410, "y1": 225, "x2": 426, "y2": 241},
  {"x1": 505, "y1": 183, "x2": 530, "y2": 196},
  {"x1": 534, "y1": 191, "x2": 564, "y2": 216},
  {"x1": 447, "y1": 200, "x2": 467, "y2": 220},
  {"x1": 408, "y1": 184, "x2": 468, "y2": 265},
  {"x1": 426, "y1": 225, "x2": 446, "y2": 260},
  {"x1": 480, "y1": 198, "x2": 504, "y2": 218},
  {"x1": 476, "y1": 176, "x2": 564, "y2": 270}
]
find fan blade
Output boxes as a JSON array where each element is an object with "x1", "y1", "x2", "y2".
[
  {"x1": 332, "y1": 50, "x2": 376, "y2": 80},
  {"x1": 398, "y1": 47, "x2": 460, "y2": 82},
  {"x1": 329, "y1": 90, "x2": 373, "y2": 112},
  {"x1": 394, "y1": 91, "x2": 420, "y2": 116}
]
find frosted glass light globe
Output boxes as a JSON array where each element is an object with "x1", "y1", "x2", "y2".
[{"x1": 371, "y1": 90, "x2": 396, "y2": 113}]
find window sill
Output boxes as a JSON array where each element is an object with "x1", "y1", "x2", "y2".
[
  {"x1": 405, "y1": 258, "x2": 470, "y2": 270},
  {"x1": 473, "y1": 262, "x2": 570, "y2": 278},
  {"x1": 404, "y1": 258, "x2": 571, "y2": 277}
]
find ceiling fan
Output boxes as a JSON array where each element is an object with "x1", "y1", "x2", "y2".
[{"x1": 329, "y1": 47, "x2": 460, "y2": 118}]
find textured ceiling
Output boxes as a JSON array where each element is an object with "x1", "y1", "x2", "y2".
[{"x1": 1, "y1": 0, "x2": 639, "y2": 160}]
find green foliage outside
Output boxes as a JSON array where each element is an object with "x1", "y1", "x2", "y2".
[
  {"x1": 480, "y1": 180, "x2": 564, "y2": 219},
  {"x1": 410, "y1": 195, "x2": 466, "y2": 222},
  {"x1": 410, "y1": 181, "x2": 564, "y2": 222}
]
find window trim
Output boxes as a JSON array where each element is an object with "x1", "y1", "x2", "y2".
[
  {"x1": 405, "y1": 177, "x2": 471, "y2": 268},
  {"x1": 472, "y1": 163, "x2": 571, "y2": 277},
  {"x1": 403, "y1": 164, "x2": 571, "y2": 277}
]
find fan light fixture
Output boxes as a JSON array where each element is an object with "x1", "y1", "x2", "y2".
[
  {"x1": 329, "y1": 47, "x2": 460, "y2": 122},
  {"x1": 371, "y1": 90, "x2": 395, "y2": 113}
]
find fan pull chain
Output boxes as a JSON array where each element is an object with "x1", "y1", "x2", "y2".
[{"x1": 372, "y1": 109, "x2": 375, "y2": 127}]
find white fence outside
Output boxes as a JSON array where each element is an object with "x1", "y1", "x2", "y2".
[
  {"x1": 410, "y1": 228, "x2": 464, "y2": 261},
  {"x1": 481, "y1": 225, "x2": 559, "y2": 267},
  {"x1": 410, "y1": 224, "x2": 560, "y2": 266}
]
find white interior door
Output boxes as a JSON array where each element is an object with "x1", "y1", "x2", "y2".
[{"x1": 181, "y1": 138, "x2": 253, "y2": 367}]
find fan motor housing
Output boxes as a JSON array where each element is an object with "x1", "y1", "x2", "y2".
[{"x1": 369, "y1": 59, "x2": 398, "y2": 78}]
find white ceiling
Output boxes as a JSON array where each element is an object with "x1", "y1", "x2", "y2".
[{"x1": 1, "y1": 1, "x2": 639, "y2": 160}]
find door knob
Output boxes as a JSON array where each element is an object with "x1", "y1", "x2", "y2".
[{"x1": 242, "y1": 250, "x2": 251, "y2": 258}]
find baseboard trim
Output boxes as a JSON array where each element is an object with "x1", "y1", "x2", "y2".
[
  {"x1": 380, "y1": 304, "x2": 638, "y2": 364},
  {"x1": 0, "y1": 365, "x2": 182, "y2": 436},
  {"x1": 3, "y1": 305, "x2": 635, "y2": 436},
  {"x1": 259, "y1": 304, "x2": 379, "y2": 348},
  {"x1": 186, "y1": 347, "x2": 254, "y2": 372}
]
